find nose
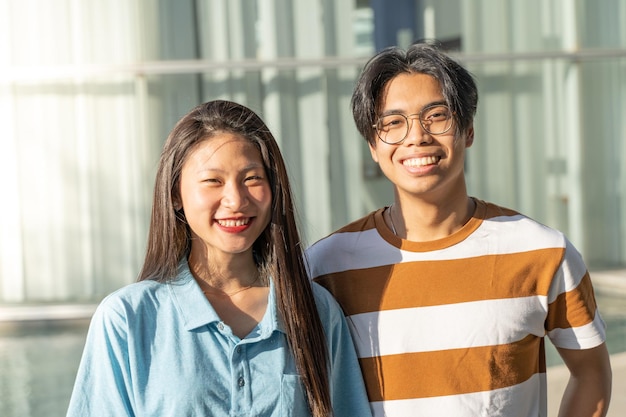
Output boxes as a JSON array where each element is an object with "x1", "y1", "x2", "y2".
[
  {"x1": 405, "y1": 115, "x2": 431, "y2": 145},
  {"x1": 221, "y1": 182, "x2": 248, "y2": 209}
]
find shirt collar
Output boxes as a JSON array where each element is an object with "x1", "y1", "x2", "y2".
[
  {"x1": 167, "y1": 260, "x2": 220, "y2": 331},
  {"x1": 168, "y1": 258, "x2": 285, "y2": 335}
]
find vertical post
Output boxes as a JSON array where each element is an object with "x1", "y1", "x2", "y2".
[{"x1": 371, "y1": 0, "x2": 421, "y2": 50}]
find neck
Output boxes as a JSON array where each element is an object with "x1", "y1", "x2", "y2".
[
  {"x1": 390, "y1": 194, "x2": 475, "y2": 241},
  {"x1": 187, "y1": 249, "x2": 261, "y2": 294}
]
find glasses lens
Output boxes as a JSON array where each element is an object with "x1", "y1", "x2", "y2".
[
  {"x1": 420, "y1": 105, "x2": 452, "y2": 134},
  {"x1": 375, "y1": 105, "x2": 453, "y2": 143},
  {"x1": 376, "y1": 114, "x2": 408, "y2": 144}
]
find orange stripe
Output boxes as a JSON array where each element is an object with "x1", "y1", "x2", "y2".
[
  {"x1": 546, "y1": 272, "x2": 597, "y2": 331},
  {"x1": 359, "y1": 335, "x2": 546, "y2": 401},
  {"x1": 332, "y1": 212, "x2": 378, "y2": 233},
  {"x1": 482, "y1": 200, "x2": 519, "y2": 219},
  {"x1": 314, "y1": 249, "x2": 564, "y2": 316}
]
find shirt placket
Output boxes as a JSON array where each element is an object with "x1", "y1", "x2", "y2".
[{"x1": 214, "y1": 320, "x2": 254, "y2": 414}]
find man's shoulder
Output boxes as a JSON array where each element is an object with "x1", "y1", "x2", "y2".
[
  {"x1": 333, "y1": 209, "x2": 380, "y2": 234},
  {"x1": 305, "y1": 209, "x2": 385, "y2": 277},
  {"x1": 479, "y1": 199, "x2": 522, "y2": 219},
  {"x1": 307, "y1": 209, "x2": 380, "y2": 252},
  {"x1": 478, "y1": 199, "x2": 566, "y2": 243}
]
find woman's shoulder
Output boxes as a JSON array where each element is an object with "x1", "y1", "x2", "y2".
[
  {"x1": 94, "y1": 279, "x2": 169, "y2": 318},
  {"x1": 310, "y1": 282, "x2": 345, "y2": 322},
  {"x1": 102, "y1": 279, "x2": 163, "y2": 300}
]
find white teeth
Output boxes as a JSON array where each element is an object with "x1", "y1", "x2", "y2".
[
  {"x1": 217, "y1": 218, "x2": 250, "y2": 227},
  {"x1": 403, "y1": 156, "x2": 439, "y2": 167}
]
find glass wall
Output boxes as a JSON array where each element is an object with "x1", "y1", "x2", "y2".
[
  {"x1": 0, "y1": 0, "x2": 625, "y2": 305},
  {"x1": 460, "y1": 0, "x2": 626, "y2": 268}
]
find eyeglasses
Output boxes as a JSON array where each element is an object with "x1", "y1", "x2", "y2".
[{"x1": 372, "y1": 104, "x2": 454, "y2": 144}]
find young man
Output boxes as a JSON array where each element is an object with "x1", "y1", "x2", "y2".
[{"x1": 305, "y1": 42, "x2": 612, "y2": 417}]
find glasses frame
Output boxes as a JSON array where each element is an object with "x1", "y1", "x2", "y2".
[{"x1": 372, "y1": 104, "x2": 454, "y2": 144}]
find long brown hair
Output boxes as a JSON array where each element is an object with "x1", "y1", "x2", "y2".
[{"x1": 139, "y1": 100, "x2": 332, "y2": 416}]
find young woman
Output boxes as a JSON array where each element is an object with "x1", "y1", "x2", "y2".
[{"x1": 67, "y1": 100, "x2": 372, "y2": 417}]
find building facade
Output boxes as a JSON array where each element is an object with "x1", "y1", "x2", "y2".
[{"x1": 1, "y1": 0, "x2": 625, "y2": 303}]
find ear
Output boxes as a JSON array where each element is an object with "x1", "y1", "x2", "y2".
[
  {"x1": 173, "y1": 196, "x2": 183, "y2": 211},
  {"x1": 464, "y1": 124, "x2": 475, "y2": 148},
  {"x1": 368, "y1": 140, "x2": 380, "y2": 163}
]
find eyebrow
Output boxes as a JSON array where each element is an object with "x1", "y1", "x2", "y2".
[
  {"x1": 197, "y1": 162, "x2": 265, "y2": 174},
  {"x1": 379, "y1": 100, "x2": 448, "y2": 117}
]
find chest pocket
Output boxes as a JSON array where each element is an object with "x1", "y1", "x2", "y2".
[{"x1": 280, "y1": 374, "x2": 312, "y2": 417}]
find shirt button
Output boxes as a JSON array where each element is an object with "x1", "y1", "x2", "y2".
[
  {"x1": 238, "y1": 377, "x2": 245, "y2": 387},
  {"x1": 217, "y1": 322, "x2": 224, "y2": 331},
  {"x1": 236, "y1": 346, "x2": 242, "y2": 354}
]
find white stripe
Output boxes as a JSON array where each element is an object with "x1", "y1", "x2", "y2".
[
  {"x1": 347, "y1": 296, "x2": 548, "y2": 358},
  {"x1": 547, "y1": 311, "x2": 607, "y2": 349},
  {"x1": 307, "y1": 215, "x2": 566, "y2": 277},
  {"x1": 369, "y1": 372, "x2": 546, "y2": 417},
  {"x1": 547, "y1": 239, "x2": 588, "y2": 302},
  {"x1": 306, "y1": 228, "x2": 396, "y2": 275}
]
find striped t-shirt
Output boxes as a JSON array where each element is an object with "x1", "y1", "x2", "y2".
[{"x1": 305, "y1": 199, "x2": 606, "y2": 417}]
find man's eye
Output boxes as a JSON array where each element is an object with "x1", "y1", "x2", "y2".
[
  {"x1": 381, "y1": 115, "x2": 405, "y2": 129},
  {"x1": 423, "y1": 106, "x2": 450, "y2": 121}
]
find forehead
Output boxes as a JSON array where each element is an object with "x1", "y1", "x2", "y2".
[
  {"x1": 184, "y1": 132, "x2": 263, "y2": 169},
  {"x1": 380, "y1": 72, "x2": 444, "y2": 110}
]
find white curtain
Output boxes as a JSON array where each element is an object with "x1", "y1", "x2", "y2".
[
  {"x1": 1, "y1": 0, "x2": 624, "y2": 304},
  {"x1": 0, "y1": 0, "x2": 155, "y2": 302},
  {"x1": 0, "y1": 0, "x2": 369, "y2": 303},
  {"x1": 462, "y1": 0, "x2": 626, "y2": 268}
]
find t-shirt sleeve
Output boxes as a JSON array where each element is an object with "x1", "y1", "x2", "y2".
[{"x1": 545, "y1": 238, "x2": 607, "y2": 349}]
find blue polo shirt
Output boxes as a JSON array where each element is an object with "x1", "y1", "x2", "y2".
[{"x1": 66, "y1": 261, "x2": 372, "y2": 417}]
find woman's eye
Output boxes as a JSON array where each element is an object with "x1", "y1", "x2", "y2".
[
  {"x1": 245, "y1": 175, "x2": 264, "y2": 183},
  {"x1": 203, "y1": 178, "x2": 221, "y2": 184}
]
